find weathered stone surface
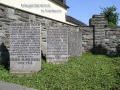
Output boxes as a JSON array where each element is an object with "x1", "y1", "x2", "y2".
[
  {"x1": 90, "y1": 15, "x2": 108, "y2": 26},
  {"x1": 0, "y1": 5, "x2": 6, "y2": 17},
  {"x1": 6, "y1": 8, "x2": 14, "y2": 15},
  {"x1": 110, "y1": 36, "x2": 116, "y2": 39},
  {"x1": 10, "y1": 23, "x2": 41, "y2": 74},
  {"x1": 0, "y1": 4, "x2": 82, "y2": 60},
  {"x1": 92, "y1": 15, "x2": 104, "y2": 18},
  {"x1": 1, "y1": 3, "x2": 120, "y2": 59},
  {"x1": 5, "y1": 38, "x2": 10, "y2": 48},
  {"x1": 0, "y1": 5, "x2": 6, "y2": 10},
  {"x1": 0, "y1": 9, "x2": 4, "y2": 17},
  {"x1": 15, "y1": 10, "x2": 21, "y2": 15},
  {"x1": 81, "y1": 26, "x2": 93, "y2": 51},
  {"x1": 68, "y1": 28, "x2": 82, "y2": 57},
  {"x1": 86, "y1": 15, "x2": 120, "y2": 55},
  {"x1": 0, "y1": 22, "x2": 3, "y2": 27},
  {"x1": 7, "y1": 15, "x2": 18, "y2": 20},
  {"x1": 21, "y1": 12, "x2": 29, "y2": 18},
  {"x1": 0, "y1": 31, "x2": 5, "y2": 37},
  {"x1": 41, "y1": 42, "x2": 47, "y2": 56},
  {"x1": 18, "y1": 17, "x2": 29, "y2": 22},
  {"x1": 83, "y1": 35, "x2": 93, "y2": 39},
  {"x1": 47, "y1": 28, "x2": 68, "y2": 63},
  {"x1": 29, "y1": 14, "x2": 36, "y2": 22},
  {"x1": 0, "y1": 18, "x2": 14, "y2": 22}
]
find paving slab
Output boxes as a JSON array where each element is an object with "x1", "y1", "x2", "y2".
[{"x1": 0, "y1": 81, "x2": 37, "y2": 90}]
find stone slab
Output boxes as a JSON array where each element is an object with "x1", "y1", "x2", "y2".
[
  {"x1": 10, "y1": 23, "x2": 41, "y2": 74},
  {"x1": 21, "y1": 12, "x2": 29, "y2": 18},
  {"x1": 0, "y1": 81, "x2": 37, "y2": 90},
  {"x1": 68, "y1": 29, "x2": 82, "y2": 57},
  {"x1": 47, "y1": 29, "x2": 68, "y2": 63}
]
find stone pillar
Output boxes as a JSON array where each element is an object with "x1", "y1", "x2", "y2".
[{"x1": 89, "y1": 15, "x2": 108, "y2": 54}]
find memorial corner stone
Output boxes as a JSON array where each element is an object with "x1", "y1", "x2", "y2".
[
  {"x1": 47, "y1": 29, "x2": 68, "y2": 64},
  {"x1": 10, "y1": 23, "x2": 41, "y2": 74}
]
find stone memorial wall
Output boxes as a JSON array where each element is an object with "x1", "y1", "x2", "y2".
[
  {"x1": 82, "y1": 15, "x2": 120, "y2": 55},
  {"x1": 0, "y1": 4, "x2": 81, "y2": 60},
  {"x1": 81, "y1": 26, "x2": 93, "y2": 52},
  {"x1": 10, "y1": 23, "x2": 41, "y2": 74},
  {"x1": 47, "y1": 28, "x2": 68, "y2": 63},
  {"x1": 68, "y1": 27, "x2": 82, "y2": 57}
]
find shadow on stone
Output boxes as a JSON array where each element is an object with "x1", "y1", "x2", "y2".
[
  {"x1": 116, "y1": 44, "x2": 120, "y2": 57},
  {"x1": 41, "y1": 50, "x2": 46, "y2": 61},
  {"x1": 0, "y1": 43, "x2": 10, "y2": 70},
  {"x1": 116, "y1": 44, "x2": 120, "y2": 54},
  {"x1": 90, "y1": 44, "x2": 120, "y2": 57},
  {"x1": 91, "y1": 44, "x2": 107, "y2": 55}
]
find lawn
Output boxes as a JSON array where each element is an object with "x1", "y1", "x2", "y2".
[{"x1": 0, "y1": 53, "x2": 120, "y2": 90}]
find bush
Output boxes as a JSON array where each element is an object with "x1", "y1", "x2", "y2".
[{"x1": 107, "y1": 22, "x2": 117, "y2": 27}]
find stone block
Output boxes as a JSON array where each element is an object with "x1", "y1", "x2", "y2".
[
  {"x1": 0, "y1": 9, "x2": 5, "y2": 17},
  {"x1": 29, "y1": 14, "x2": 36, "y2": 22},
  {"x1": 0, "y1": 5, "x2": 5, "y2": 16},
  {"x1": 6, "y1": 14, "x2": 18, "y2": 20},
  {"x1": 6, "y1": 8, "x2": 14, "y2": 14},
  {"x1": 41, "y1": 42, "x2": 47, "y2": 56},
  {"x1": 0, "y1": 22, "x2": 3, "y2": 26},
  {"x1": 5, "y1": 38, "x2": 10, "y2": 48},
  {"x1": 18, "y1": 17, "x2": 29, "y2": 22},
  {"x1": 47, "y1": 28, "x2": 68, "y2": 63},
  {"x1": 83, "y1": 35, "x2": 92, "y2": 40},
  {"x1": 110, "y1": 36, "x2": 116, "y2": 39},
  {"x1": 21, "y1": 12, "x2": 29, "y2": 18},
  {"x1": 104, "y1": 39, "x2": 109, "y2": 44},
  {"x1": 10, "y1": 23, "x2": 41, "y2": 74}
]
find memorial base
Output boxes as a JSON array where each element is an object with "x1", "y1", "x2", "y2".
[{"x1": 10, "y1": 72, "x2": 40, "y2": 76}]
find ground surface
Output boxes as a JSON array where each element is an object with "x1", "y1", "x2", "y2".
[
  {"x1": 0, "y1": 81, "x2": 37, "y2": 90},
  {"x1": 0, "y1": 53, "x2": 120, "y2": 90}
]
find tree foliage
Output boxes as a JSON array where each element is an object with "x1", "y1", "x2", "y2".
[{"x1": 100, "y1": 5, "x2": 119, "y2": 26}]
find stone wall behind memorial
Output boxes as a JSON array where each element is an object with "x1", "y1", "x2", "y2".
[
  {"x1": 0, "y1": 4, "x2": 82, "y2": 60},
  {"x1": 82, "y1": 15, "x2": 120, "y2": 55},
  {"x1": 0, "y1": 3, "x2": 120, "y2": 60},
  {"x1": 81, "y1": 26, "x2": 93, "y2": 52}
]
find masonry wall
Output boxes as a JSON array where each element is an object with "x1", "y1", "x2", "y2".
[
  {"x1": 81, "y1": 26, "x2": 93, "y2": 52},
  {"x1": 104, "y1": 27, "x2": 120, "y2": 55},
  {"x1": 68, "y1": 27, "x2": 82, "y2": 57},
  {"x1": 0, "y1": 0, "x2": 67, "y2": 22},
  {"x1": 82, "y1": 15, "x2": 120, "y2": 55},
  {"x1": 1, "y1": 4, "x2": 119, "y2": 58},
  {"x1": 0, "y1": 4, "x2": 82, "y2": 59}
]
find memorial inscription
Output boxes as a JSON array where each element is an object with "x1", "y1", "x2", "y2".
[
  {"x1": 47, "y1": 29, "x2": 68, "y2": 63},
  {"x1": 10, "y1": 23, "x2": 41, "y2": 74}
]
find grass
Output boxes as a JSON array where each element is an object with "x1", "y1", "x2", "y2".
[{"x1": 0, "y1": 53, "x2": 120, "y2": 90}]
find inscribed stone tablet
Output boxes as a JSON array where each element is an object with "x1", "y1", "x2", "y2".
[
  {"x1": 10, "y1": 23, "x2": 41, "y2": 74},
  {"x1": 47, "y1": 29, "x2": 68, "y2": 63}
]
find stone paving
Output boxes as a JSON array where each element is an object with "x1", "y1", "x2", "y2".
[{"x1": 0, "y1": 81, "x2": 37, "y2": 90}]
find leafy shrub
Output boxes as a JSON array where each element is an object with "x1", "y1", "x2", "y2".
[{"x1": 107, "y1": 22, "x2": 117, "y2": 27}]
